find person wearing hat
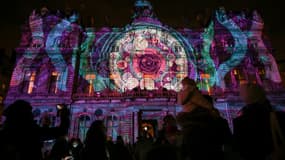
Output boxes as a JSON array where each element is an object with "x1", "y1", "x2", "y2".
[
  {"x1": 0, "y1": 100, "x2": 70, "y2": 160},
  {"x1": 176, "y1": 77, "x2": 225, "y2": 160}
]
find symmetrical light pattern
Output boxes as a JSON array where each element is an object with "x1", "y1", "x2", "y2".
[
  {"x1": 109, "y1": 28, "x2": 190, "y2": 91},
  {"x1": 5, "y1": 1, "x2": 284, "y2": 144},
  {"x1": 9, "y1": 4, "x2": 282, "y2": 95}
]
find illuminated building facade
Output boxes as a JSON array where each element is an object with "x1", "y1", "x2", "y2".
[{"x1": 4, "y1": 0, "x2": 285, "y2": 142}]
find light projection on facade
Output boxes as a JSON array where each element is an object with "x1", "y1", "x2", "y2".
[
  {"x1": 45, "y1": 13, "x2": 81, "y2": 91},
  {"x1": 8, "y1": 4, "x2": 282, "y2": 95},
  {"x1": 214, "y1": 8, "x2": 248, "y2": 89},
  {"x1": 5, "y1": 0, "x2": 284, "y2": 143},
  {"x1": 247, "y1": 11, "x2": 281, "y2": 83},
  {"x1": 109, "y1": 28, "x2": 191, "y2": 92},
  {"x1": 199, "y1": 21, "x2": 216, "y2": 89},
  {"x1": 10, "y1": 9, "x2": 83, "y2": 94}
]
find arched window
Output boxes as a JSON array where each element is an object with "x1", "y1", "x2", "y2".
[
  {"x1": 78, "y1": 115, "x2": 91, "y2": 141},
  {"x1": 106, "y1": 115, "x2": 119, "y2": 141}
]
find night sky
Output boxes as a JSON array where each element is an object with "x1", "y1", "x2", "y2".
[{"x1": 0, "y1": 0, "x2": 284, "y2": 60}]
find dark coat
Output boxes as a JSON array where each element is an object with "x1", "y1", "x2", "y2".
[
  {"x1": 233, "y1": 102, "x2": 285, "y2": 160},
  {"x1": 81, "y1": 141, "x2": 115, "y2": 160},
  {"x1": 0, "y1": 113, "x2": 70, "y2": 160},
  {"x1": 177, "y1": 107, "x2": 230, "y2": 160},
  {"x1": 0, "y1": 123, "x2": 70, "y2": 160},
  {"x1": 112, "y1": 143, "x2": 133, "y2": 160}
]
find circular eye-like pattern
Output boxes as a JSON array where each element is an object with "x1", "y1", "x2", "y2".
[
  {"x1": 109, "y1": 28, "x2": 190, "y2": 92},
  {"x1": 138, "y1": 53, "x2": 161, "y2": 74},
  {"x1": 133, "y1": 48, "x2": 166, "y2": 79}
]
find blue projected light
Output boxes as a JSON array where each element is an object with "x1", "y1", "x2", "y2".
[
  {"x1": 45, "y1": 19, "x2": 71, "y2": 91},
  {"x1": 215, "y1": 8, "x2": 248, "y2": 89}
]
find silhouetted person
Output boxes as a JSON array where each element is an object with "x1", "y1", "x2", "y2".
[
  {"x1": 112, "y1": 136, "x2": 133, "y2": 160},
  {"x1": 233, "y1": 83, "x2": 285, "y2": 160},
  {"x1": 156, "y1": 114, "x2": 179, "y2": 145},
  {"x1": 134, "y1": 136, "x2": 153, "y2": 160},
  {"x1": 0, "y1": 100, "x2": 70, "y2": 160},
  {"x1": 69, "y1": 138, "x2": 83, "y2": 160},
  {"x1": 176, "y1": 77, "x2": 225, "y2": 160},
  {"x1": 203, "y1": 95, "x2": 233, "y2": 157},
  {"x1": 48, "y1": 135, "x2": 70, "y2": 160},
  {"x1": 81, "y1": 120, "x2": 112, "y2": 160},
  {"x1": 147, "y1": 115, "x2": 181, "y2": 160},
  {"x1": 146, "y1": 144, "x2": 180, "y2": 160}
]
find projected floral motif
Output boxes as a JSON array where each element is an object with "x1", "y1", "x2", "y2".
[
  {"x1": 109, "y1": 28, "x2": 190, "y2": 92},
  {"x1": 138, "y1": 53, "x2": 161, "y2": 74}
]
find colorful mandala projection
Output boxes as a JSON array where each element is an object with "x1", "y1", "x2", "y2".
[{"x1": 109, "y1": 27, "x2": 195, "y2": 92}]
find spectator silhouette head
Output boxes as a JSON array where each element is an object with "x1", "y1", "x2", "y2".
[
  {"x1": 116, "y1": 135, "x2": 124, "y2": 145},
  {"x1": 3, "y1": 100, "x2": 34, "y2": 126},
  {"x1": 163, "y1": 114, "x2": 176, "y2": 125},
  {"x1": 69, "y1": 138, "x2": 83, "y2": 160},
  {"x1": 41, "y1": 112, "x2": 52, "y2": 127},
  {"x1": 179, "y1": 77, "x2": 214, "y2": 112},
  {"x1": 85, "y1": 120, "x2": 106, "y2": 146},
  {"x1": 82, "y1": 120, "x2": 109, "y2": 160},
  {"x1": 181, "y1": 77, "x2": 196, "y2": 85},
  {"x1": 181, "y1": 77, "x2": 197, "y2": 90},
  {"x1": 70, "y1": 137, "x2": 83, "y2": 148},
  {"x1": 49, "y1": 136, "x2": 70, "y2": 160},
  {"x1": 203, "y1": 94, "x2": 220, "y2": 116},
  {"x1": 240, "y1": 83, "x2": 267, "y2": 104}
]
